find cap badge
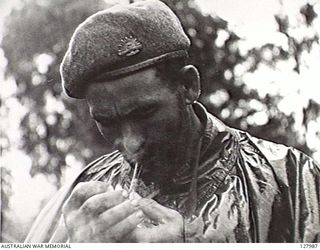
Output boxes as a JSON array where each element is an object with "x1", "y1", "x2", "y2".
[{"x1": 117, "y1": 36, "x2": 142, "y2": 57}]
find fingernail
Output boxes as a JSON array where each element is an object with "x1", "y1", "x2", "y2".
[
  {"x1": 136, "y1": 210, "x2": 144, "y2": 218},
  {"x1": 129, "y1": 191, "x2": 141, "y2": 200},
  {"x1": 106, "y1": 184, "x2": 114, "y2": 191},
  {"x1": 130, "y1": 199, "x2": 139, "y2": 207},
  {"x1": 129, "y1": 192, "x2": 134, "y2": 200},
  {"x1": 122, "y1": 190, "x2": 128, "y2": 198}
]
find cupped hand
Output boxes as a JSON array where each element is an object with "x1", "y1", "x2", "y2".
[
  {"x1": 62, "y1": 181, "x2": 145, "y2": 242},
  {"x1": 127, "y1": 197, "x2": 184, "y2": 243}
]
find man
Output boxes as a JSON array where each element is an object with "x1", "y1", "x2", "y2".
[{"x1": 25, "y1": 0, "x2": 320, "y2": 243}]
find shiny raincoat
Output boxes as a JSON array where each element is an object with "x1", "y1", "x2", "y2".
[{"x1": 25, "y1": 103, "x2": 320, "y2": 243}]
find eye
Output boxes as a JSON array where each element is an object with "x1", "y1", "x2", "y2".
[
  {"x1": 96, "y1": 119, "x2": 112, "y2": 126},
  {"x1": 93, "y1": 116, "x2": 114, "y2": 127},
  {"x1": 130, "y1": 104, "x2": 158, "y2": 119}
]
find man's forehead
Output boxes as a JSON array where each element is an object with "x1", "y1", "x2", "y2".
[
  {"x1": 86, "y1": 67, "x2": 163, "y2": 100},
  {"x1": 87, "y1": 83, "x2": 159, "y2": 104},
  {"x1": 86, "y1": 78, "x2": 171, "y2": 119}
]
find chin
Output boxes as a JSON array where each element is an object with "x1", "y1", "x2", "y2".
[
  {"x1": 122, "y1": 144, "x2": 179, "y2": 184},
  {"x1": 137, "y1": 156, "x2": 174, "y2": 185}
]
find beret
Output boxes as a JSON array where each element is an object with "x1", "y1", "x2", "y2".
[{"x1": 60, "y1": 0, "x2": 190, "y2": 99}]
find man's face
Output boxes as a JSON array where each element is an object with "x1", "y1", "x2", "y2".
[{"x1": 86, "y1": 67, "x2": 190, "y2": 184}]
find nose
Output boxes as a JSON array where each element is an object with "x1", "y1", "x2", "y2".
[{"x1": 115, "y1": 123, "x2": 145, "y2": 156}]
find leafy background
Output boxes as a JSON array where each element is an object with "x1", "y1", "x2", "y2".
[{"x1": 1, "y1": 0, "x2": 319, "y2": 242}]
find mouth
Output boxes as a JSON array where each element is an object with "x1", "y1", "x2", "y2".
[
  {"x1": 122, "y1": 146, "x2": 176, "y2": 184},
  {"x1": 123, "y1": 152, "x2": 141, "y2": 164},
  {"x1": 123, "y1": 153, "x2": 157, "y2": 175}
]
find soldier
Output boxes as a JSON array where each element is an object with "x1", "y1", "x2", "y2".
[{"x1": 25, "y1": 0, "x2": 320, "y2": 243}]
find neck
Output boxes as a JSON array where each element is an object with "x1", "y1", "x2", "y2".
[
  {"x1": 161, "y1": 103, "x2": 204, "y2": 193},
  {"x1": 184, "y1": 104, "x2": 203, "y2": 159}
]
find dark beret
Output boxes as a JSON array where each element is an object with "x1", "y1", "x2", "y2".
[{"x1": 60, "y1": 0, "x2": 190, "y2": 99}]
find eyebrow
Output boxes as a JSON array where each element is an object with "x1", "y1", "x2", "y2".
[
  {"x1": 90, "y1": 99, "x2": 159, "y2": 122},
  {"x1": 91, "y1": 113, "x2": 116, "y2": 123}
]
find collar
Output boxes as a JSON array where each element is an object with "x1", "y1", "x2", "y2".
[
  {"x1": 158, "y1": 102, "x2": 240, "y2": 217},
  {"x1": 172, "y1": 101, "x2": 239, "y2": 185}
]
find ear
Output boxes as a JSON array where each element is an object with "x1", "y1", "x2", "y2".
[{"x1": 179, "y1": 65, "x2": 201, "y2": 104}]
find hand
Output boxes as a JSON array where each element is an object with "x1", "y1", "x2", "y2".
[
  {"x1": 62, "y1": 181, "x2": 145, "y2": 242},
  {"x1": 127, "y1": 197, "x2": 184, "y2": 243}
]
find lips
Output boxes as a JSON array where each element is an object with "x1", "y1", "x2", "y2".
[
  {"x1": 122, "y1": 141, "x2": 177, "y2": 184},
  {"x1": 122, "y1": 150, "x2": 144, "y2": 164},
  {"x1": 124, "y1": 153, "x2": 158, "y2": 174}
]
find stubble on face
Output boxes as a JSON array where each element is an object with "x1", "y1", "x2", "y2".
[
  {"x1": 86, "y1": 67, "x2": 194, "y2": 189},
  {"x1": 137, "y1": 89, "x2": 192, "y2": 188}
]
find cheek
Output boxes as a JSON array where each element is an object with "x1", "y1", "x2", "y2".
[
  {"x1": 97, "y1": 121, "x2": 154, "y2": 151},
  {"x1": 95, "y1": 106, "x2": 183, "y2": 149},
  {"x1": 147, "y1": 109, "x2": 182, "y2": 144}
]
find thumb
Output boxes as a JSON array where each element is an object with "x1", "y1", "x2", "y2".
[{"x1": 138, "y1": 198, "x2": 178, "y2": 223}]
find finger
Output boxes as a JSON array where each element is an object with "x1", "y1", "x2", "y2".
[
  {"x1": 63, "y1": 209, "x2": 93, "y2": 241},
  {"x1": 96, "y1": 199, "x2": 139, "y2": 232},
  {"x1": 129, "y1": 191, "x2": 142, "y2": 200},
  {"x1": 79, "y1": 190, "x2": 129, "y2": 217},
  {"x1": 106, "y1": 210, "x2": 145, "y2": 242},
  {"x1": 63, "y1": 181, "x2": 112, "y2": 214},
  {"x1": 69, "y1": 223, "x2": 91, "y2": 243},
  {"x1": 128, "y1": 226, "x2": 167, "y2": 243},
  {"x1": 137, "y1": 198, "x2": 175, "y2": 223}
]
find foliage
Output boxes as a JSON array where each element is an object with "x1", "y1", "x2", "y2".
[
  {"x1": 163, "y1": 0, "x2": 320, "y2": 155},
  {"x1": 2, "y1": 0, "x2": 109, "y2": 187}
]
